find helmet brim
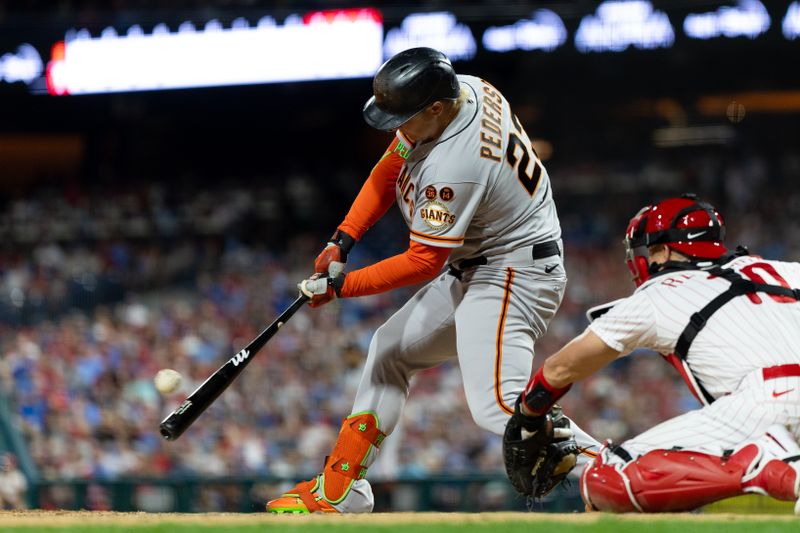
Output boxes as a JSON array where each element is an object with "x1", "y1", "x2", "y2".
[{"x1": 362, "y1": 96, "x2": 418, "y2": 132}]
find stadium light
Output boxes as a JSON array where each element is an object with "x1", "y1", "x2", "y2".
[
  {"x1": 784, "y1": 2, "x2": 800, "y2": 39},
  {"x1": 684, "y1": 0, "x2": 770, "y2": 40},
  {"x1": 482, "y1": 10, "x2": 567, "y2": 53},
  {"x1": 46, "y1": 8, "x2": 383, "y2": 95},
  {"x1": 0, "y1": 44, "x2": 43, "y2": 85},
  {"x1": 383, "y1": 12, "x2": 476, "y2": 61},
  {"x1": 575, "y1": 0, "x2": 674, "y2": 53}
]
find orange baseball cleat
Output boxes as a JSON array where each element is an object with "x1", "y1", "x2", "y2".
[{"x1": 266, "y1": 477, "x2": 339, "y2": 514}]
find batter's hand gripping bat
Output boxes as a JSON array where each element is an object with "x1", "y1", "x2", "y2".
[{"x1": 159, "y1": 293, "x2": 309, "y2": 440}]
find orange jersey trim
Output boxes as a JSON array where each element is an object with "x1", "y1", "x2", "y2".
[
  {"x1": 338, "y1": 137, "x2": 406, "y2": 241},
  {"x1": 494, "y1": 268, "x2": 515, "y2": 416},
  {"x1": 409, "y1": 228, "x2": 465, "y2": 244}
]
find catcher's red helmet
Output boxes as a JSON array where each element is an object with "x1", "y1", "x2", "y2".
[{"x1": 624, "y1": 194, "x2": 727, "y2": 286}]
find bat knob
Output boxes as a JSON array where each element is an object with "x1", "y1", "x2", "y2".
[{"x1": 160, "y1": 422, "x2": 176, "y2": 440}]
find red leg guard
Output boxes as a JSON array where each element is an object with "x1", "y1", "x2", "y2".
[
  {"x1": 582, "y1": 445, "x2": 762, "y2": 512},
  {"x1": 624, "y1": 448, "x2": 756, "y2": 511},
  {"x1": 581, "y1": 457, "x2": 639, "y2": 512},
  {"x1": 743, "y1": 458, "x2": 799, "y2": 501}
]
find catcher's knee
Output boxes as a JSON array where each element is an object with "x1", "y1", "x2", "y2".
[
  {"x1": 580, "y1": 451, "x2": 640, "y2": 512},
  {"x1": 582, "y1": 445, "x2": 753, "y2": 513}
]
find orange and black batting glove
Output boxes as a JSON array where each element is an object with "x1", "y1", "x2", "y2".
[
  {"x1": 298, "y1": 273, "x2": 346, "y2": 308},
  {"x1": 314, "y1": 230, "x2": 355, "y2": 277}
]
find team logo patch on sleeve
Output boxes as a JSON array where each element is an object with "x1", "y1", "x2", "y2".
[{"x1": 420, "y1": 200, "x2": 456, "y2": 229}]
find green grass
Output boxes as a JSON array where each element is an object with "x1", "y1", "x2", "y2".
[
  {"x1": 2, "y1": 517, "x2": 798, "y2": 533},
  {"x1": 704, "y1": 494, "x2": 797, "y2": 514}
]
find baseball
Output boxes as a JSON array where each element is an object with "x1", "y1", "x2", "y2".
[
  {"x1": 154, "y1": 369, "x2": 182, "y2": 394},
  {"x1": 726, "y1": 101, "x2": 746, "y2": 123}
]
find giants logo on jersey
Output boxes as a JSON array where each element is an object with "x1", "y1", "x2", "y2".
[{"x1": 420, "y1": 200, "x2": 456, "y2": 229}]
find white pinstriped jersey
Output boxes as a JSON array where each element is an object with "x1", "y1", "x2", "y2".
[
  {"x1": 393, "y1": 75, "x2": 560, "y2": 263},
  {"x1": 589, "y1": 254, "x2": 800, "y2": 400}
]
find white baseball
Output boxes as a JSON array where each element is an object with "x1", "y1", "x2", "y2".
[{"x1": 154, "y1": 369, "x2": 182, "y2": 394}]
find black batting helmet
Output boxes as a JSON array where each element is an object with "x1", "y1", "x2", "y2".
[{"x1": 363, "y1": 47, "x2": 461, "y2": 131}]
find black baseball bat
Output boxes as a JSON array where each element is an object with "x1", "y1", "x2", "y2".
[{"x1": 159, "y1": 293, "x2": 309, "y2": 440}]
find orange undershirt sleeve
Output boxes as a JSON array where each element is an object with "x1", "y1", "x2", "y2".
[
  {"x1": 338, "y1": 137, "x2": 406, "y2": 241},
  {"x1": 340, "y1": 240, "x2": 452, "y2": 298},
  {"x1": 333, "y1": 136, "x2": 450, "y2": 297}
]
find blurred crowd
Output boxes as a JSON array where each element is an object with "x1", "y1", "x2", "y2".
[
  {"x1": 0, "y1": 145, "x2": 797, "y2": 509},
  {"x1": 0, "y1": 182, "x2": 309, "y2": 325},
  {"x1": 0, "y1": 453, "x2": 27, "y2": 509},
  {"x1": 0, "y1": 239, "x2": 508, "y2": 483}
]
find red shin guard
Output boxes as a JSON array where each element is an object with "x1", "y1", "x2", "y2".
[
  {"x1": 581, "y1": 458, "x2": 638, "y2": 512},
  {"x1": 582, "y1": 445, "x2": 762, "y2": 512}
]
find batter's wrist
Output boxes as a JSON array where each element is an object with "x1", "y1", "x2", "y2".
[
  {"x1": 329, "y1": 273, "x2": 346, "y2": 297},
  {"x1": 330, "y1": 229, "x2": 356, "y2": 256}
]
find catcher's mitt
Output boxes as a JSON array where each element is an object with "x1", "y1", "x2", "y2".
[{"x1": 503, "y1": 402, "x2": 579, "y2": 499}]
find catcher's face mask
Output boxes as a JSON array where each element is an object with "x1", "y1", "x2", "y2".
[
  {"x1": 623, "y1": 194, "x2": 727, "y2": 287},
  {"x1": 624, "y1": 205, "x2": 653, "y2": 287}
]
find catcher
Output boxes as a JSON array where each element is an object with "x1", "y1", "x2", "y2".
[{"x1": 504, "y1": 194, "x2": 800, "y2": 513}]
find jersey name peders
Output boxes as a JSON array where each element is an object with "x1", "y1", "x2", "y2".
[
  {"x1": 589, "y1": 255, "x2": 800, "y2": 399},
  {"x1": 394, "y1": 75, "x2": 561, "y2": 263}
]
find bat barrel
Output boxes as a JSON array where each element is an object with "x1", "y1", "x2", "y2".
[{"x1": 158, "y1": 293, "x2": 308, "y2": 441}]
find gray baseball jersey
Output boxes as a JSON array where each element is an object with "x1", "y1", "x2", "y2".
[
  {"x1": 334, "y1": 75, "x2": 599, "y2": 512},
  {"x1": 395, "y1": 74, "x2": 561, "y2": 263}
]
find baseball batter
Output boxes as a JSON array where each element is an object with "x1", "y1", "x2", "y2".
[
  {"x1": 509, "y1": 195, "x2": 800, "y2": 513},
  {"x1": 266, "y1": 47, "x2": 599, "y2": 514}
]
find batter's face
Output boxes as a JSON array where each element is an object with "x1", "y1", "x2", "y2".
[{"x1": 398, "y1": 101, "x2": 447, "y2": 144}]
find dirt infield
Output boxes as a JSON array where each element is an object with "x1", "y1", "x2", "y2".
[{"x1": 0, "y1": 510, "x2": 796, "y2": 527}]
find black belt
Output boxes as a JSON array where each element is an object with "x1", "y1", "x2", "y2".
[
  {"x1": 449, "y1": 240, "x2": 561, "y2": 275},
  {"x1": 531, "y1": 240, "x2": 561, "y2": 260}
]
